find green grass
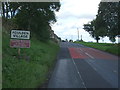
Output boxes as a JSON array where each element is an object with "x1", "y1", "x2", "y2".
[
  {"x1": 2, "y1": 29, "x2": 59, "y2": 88},
  {"x1": 75, "y1": 41, "x2": 120, "y2": 56}
]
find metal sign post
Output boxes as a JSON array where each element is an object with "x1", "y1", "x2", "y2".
[{"x1": 18, "y1": 48, "x2": 21, "y2": 58}]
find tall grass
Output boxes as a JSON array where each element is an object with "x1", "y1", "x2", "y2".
[{"x1": 2, "y1": 30, "x2": 59, "y2": 88}]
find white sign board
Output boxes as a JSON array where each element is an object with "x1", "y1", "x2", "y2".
[{"x1": 11, "y1": 30, "x2": 30, "y2": 39}]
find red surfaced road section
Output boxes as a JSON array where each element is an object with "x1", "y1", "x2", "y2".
[
  {"x1": 81, "y1": 48, "x2": 118, "y2": 60},
  {"x1": 69, "y1": 48, "x2": 86, "y2": 59},
  {"x1": 69, "y1": 47, "x2": 118, "y2": 60}
]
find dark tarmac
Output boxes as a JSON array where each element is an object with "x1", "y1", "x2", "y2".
[{"x1": 48, "y1": 42, "x2": 118, "y2": 88}]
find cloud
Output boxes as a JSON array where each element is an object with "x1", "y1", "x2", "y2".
[
  {"x1": 52, "y1": 0, "x2": 102, "y2": 41},
  {"x1": 56, "y1": 12, "x2": 96, "y2": 20}
]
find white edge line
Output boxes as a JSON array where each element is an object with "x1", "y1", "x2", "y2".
[{"x1": 71, "y1": 58, "x2": 87, "y2": 88}]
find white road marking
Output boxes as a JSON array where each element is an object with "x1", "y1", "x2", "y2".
[
  {"x1": 86, "y1": 60, "x2": 97, "y2": 71},
  {"x1": 71, "y1": 58, "x2": 87, "y2": 88},
  {"x1": 113, "y1": 70, "x2": 117, "y2": 73},
  {"x1": 85, "y1": 53, "x2": 94, "y2": 59},
  {"x1": 93, "y1": 67, "x2": 97, "y2": 71},
  {"x1": 80, "y1": 49, "x2": 83, "y2": 51}
]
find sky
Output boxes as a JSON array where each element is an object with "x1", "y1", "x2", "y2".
[{"x1": 52, "y1": 0, "x2": 118, "y2": 43}]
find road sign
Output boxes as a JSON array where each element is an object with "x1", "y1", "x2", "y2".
[
  {"x1": 10, "y1": 40, "x2": 30, "y2": 48},
  {"x1": 11, "y1": 30, "x2": 30, "y2": 39}
]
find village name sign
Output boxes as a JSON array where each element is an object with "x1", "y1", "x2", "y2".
[{"x1": 10, "y1": 30, "x2": 30, "y2": 48}]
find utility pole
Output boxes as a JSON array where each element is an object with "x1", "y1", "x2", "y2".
[
  {"x1": 71, "y1": 35, "x2": 73, "y2": 40},
  {"x1": 81, "y1": 35, "x2": 82, "y2": 41},
  {"x1": 77, "y1": 28, "x2": 79, "y2": 41}
]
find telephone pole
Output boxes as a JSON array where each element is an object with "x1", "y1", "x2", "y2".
[
  {"x1": 81, "y1": 35, "x2": 82, "y2": 41},
  {"x1": 77, "y1": 28, "x2": 79, "y2": 41}
]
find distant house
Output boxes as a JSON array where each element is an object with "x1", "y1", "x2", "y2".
[
  {"x1": 50, "y1": 30, "x2": 55, "y2": 39},
  {"x1": 50, "y1": 29, "x2": 61, "y2": 43}
]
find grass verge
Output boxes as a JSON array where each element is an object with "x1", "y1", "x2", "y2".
[
  {"x1": 75, "y1": 41, "x2": 120, "y2": 56},
  {"x1": 2, "y1": 29, "x2": 59, "y2": 88}
]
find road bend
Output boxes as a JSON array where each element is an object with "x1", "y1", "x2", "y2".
[{"x1": 48, "y1": 42, "x2": 119, "y2": 88}]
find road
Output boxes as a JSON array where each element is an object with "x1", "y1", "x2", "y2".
[{"x1": 48, "y1": 42, "x2": 119, "y2": 88}]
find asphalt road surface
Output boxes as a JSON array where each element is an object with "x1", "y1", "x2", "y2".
[{"x1": 48, "y1": 42, "x2": 119, "y2": 88}]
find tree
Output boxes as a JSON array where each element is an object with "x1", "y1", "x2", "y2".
[
  {"x1": 2, "y1": 2, "x2": 5, "y2": 18},
  {"x1": 83, "y1": 21, "x2": 100, "y2": 43},
  {"x1": 2, "y1": 2, "x2": 20, "y2": 19},
  {"x1": 8, "y1": 2, "x2": 20, "y2": 18},
  {"x1": 97, "y1": 2, "x2": 119, "y2": 42},
  {"x1": 83, "y1": 2, "x2": 119, "y2": 43},
  {"x1": 2, "y1": 2, "x2": 61, "y2": 41}
]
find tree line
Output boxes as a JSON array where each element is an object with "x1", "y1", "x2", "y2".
[
  {"x1": 2, "y1": 2, "x2": 61, "y2": 41},
  {"x1": 83, "y1": 2, "x2": 119, "y2": 43}
]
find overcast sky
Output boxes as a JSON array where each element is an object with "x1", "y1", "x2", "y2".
[{"x1": 52, "y1": 0, "x2": 118, "y2": 43}]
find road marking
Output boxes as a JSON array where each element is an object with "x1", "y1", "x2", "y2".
[
  {"x1": 85, "y1": 53, "x2": 94, "y2": 59},
  {"x1": 80, "y1": 49, "x2": 83, "y2": 51},
  {"x1": 113, "y1": 70, "x2": 117, "y2": 73},
  {"x1": 87, "y1": 60, "x2": 97, "y2": 71},
  {"x1": 93, "y1": 67, "x2": 97, "y2": 71},
  {"x1": 69, "y1": 48, "x2": 85, "y2": 59},
  {"x1": 71, "y1": 58, "x2": 87, "y2": 88}
]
